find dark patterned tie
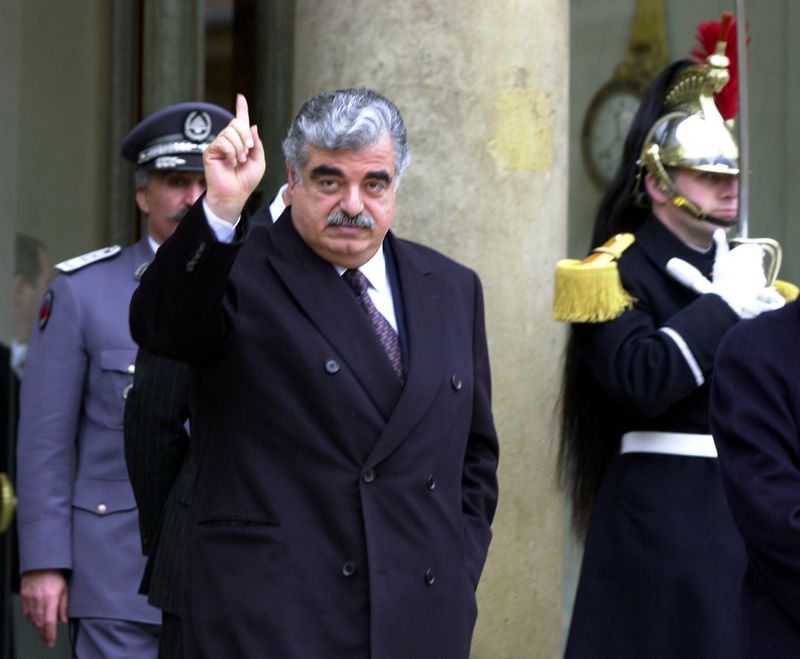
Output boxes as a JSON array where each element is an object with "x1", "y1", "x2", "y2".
[{"x1": 342, "y1": 269, "x2": 405, "y2": 384}]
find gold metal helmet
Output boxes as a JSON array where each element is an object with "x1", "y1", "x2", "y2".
[{"x1": 640, "y1": 14, "x2": 739, "y2": 226}]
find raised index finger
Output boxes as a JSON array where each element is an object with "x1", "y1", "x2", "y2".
[{"x1": 236, "y1": 94, "x2": 254, "y2": 149}]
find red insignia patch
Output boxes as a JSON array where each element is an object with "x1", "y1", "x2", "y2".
[{"x1": 38, "y1": 290, "x2": 54, "y2": 330}]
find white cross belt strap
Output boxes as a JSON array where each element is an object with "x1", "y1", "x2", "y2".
[{"x1": 620, "y1": 431, "x2": 718, "y2": 458}]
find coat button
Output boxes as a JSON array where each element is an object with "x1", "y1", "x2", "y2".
[
  {"x1": 324, "y1": 358, "x2": 340, "y2": 374},
  {"x1": 451, "y1": 375, "x2": 462, "y2": 391},
  {"x1": 363, "y1": 468, "x2": 376, "y2": 484},
  {"x1": 122, "y1": 383, "x2": 133, "y2": 400},
  {"x1": 342, "y1": 561, "x2": 357, "y2": 577},
  {"x1": 424, "y1": 568, "x2": 436, "y2": 586},
  {"x1": 426, "y1": 474, "x2": 436, "y2": 491},
  {"x1": 96, "y1": 503, "x2": 107, "y2": 515},
  {"x1": 127, "y1": 363, "x2": 135, "y2": 374}
]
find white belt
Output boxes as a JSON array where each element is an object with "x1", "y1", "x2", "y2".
[{"x1": 620, "y1": 431, "x2": 717, "y2": 458}]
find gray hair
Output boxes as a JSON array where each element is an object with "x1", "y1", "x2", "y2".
[
  {"x1": 135, "y1": 168, "x2": 150, "y2": 190},
  {"x1": 282, "y1": 88, "x2": 410, "y2": 188}
]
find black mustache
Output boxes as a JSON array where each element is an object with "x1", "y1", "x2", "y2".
[{"x1": 326, "y1": 210, "x2": 376, "y2": 229}]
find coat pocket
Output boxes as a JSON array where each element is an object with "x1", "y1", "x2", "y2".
[
  {"x1": 72, "y1": 478, "x2": 137, "y2": 516},
  {"x1": 98, "y1": 347, "x2": 137, "y2": 428}
]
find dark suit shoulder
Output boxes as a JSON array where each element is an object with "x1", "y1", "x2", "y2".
[
  {"x1": 720, "y1": 299, "x2": 799, "y2": 355},
  {"x1": 392, "y1": 235, "x2": 479, "y2": 280}
]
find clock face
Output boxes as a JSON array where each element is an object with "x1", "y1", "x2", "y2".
[{"x1": 581, "y1": 80, "x2": 644, "y2": 190}]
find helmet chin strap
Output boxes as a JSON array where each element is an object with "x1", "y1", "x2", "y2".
[{"x1": 671, "y1": 195, "x2": 739, "y2": 228}]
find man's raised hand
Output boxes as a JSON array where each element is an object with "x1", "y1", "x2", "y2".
[{"x1": 204, "y1": 93, "x2": 266, "y2": 223}]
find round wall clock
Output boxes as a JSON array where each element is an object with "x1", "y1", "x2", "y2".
[
  {"x1": 579, "y1": 0, "x2": 669, "y2": 190},
  {"x1": 581, "y1": 78, "x2": 646, "y2": 190}
]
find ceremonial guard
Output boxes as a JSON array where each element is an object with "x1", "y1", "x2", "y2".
[
  {"x1": 554, "y1": 16, "x2": 792, "y2": 658},
  {"x1": 16, "y1": 101, "x2": 231, "y2": 656}
]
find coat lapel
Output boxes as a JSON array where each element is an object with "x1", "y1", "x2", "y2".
[
  {"x1": 365, "y1": 233, "x2": 450, "y2": 466},
  {"x1": 266, "y1": 215, "x2": 403, "y2": 420},
  {"x1": 131, "y1": 237, "x2": 156, "y2": 280},
  {"x1": 264, "y1": 216, "x2": 451, "y2": 460}
]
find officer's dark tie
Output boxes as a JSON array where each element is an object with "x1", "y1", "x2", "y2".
[{"x1": 342, "y1": 269, "x2": 405, "y2": 384}]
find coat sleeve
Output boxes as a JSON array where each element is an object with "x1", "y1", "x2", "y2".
[
  {"x1": 123, "y1": 348, "x2": 190, "y2": 555},
  {"x1": 129, "y1": 196, "x2": 243, "y2": 363},
  {"x1": 16, "y1": 276, "x2": 86, "y2": 573},
  {"x1": 710, "y1": 308, "x2": 800, "y2": 623},
  {"x1": 576, "y1": 284, "x2": 738, "y2": 420},
  {"x1": 462, "y1": 272, "x2": 499, "y2": 589}
]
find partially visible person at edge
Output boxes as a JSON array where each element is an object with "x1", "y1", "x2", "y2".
[
  {"x1": 123, "y1": 185, "x2": 286, "y2": 659},
  {"x1": 556, "y1": 20, "x2": 786, "y2": 659},
  {"x1": 129, "y1": 89, "x2": 499, "y2": 658},
  {"x1": 15, "y1": 101, "x2": 232, "y2": 657},
  {"x1": 10, "y1": 233, "x2": 52, "y2": 380},
  {"x1": 710, "y1": 272, "x2": 800, "y2": 654},
  {"x1": 0, "y1": 233, "x2": 52, "y2": 658}
]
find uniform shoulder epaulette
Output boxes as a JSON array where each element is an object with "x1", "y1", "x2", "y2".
[
  {"x1": 55, "y1": 245, "x2": 122, "y2": 274},
  {"x1": 774, "y1": 279, "x2": 800, "y2": 303},
  {"x1": 552, "y1": 233, "x2": 637, "y2": 323}
]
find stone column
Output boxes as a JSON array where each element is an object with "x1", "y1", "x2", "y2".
[
  {"x1": 114, "y1": 0, "x2": 205, "y2": 244},
  {"x1": 142, "y1": 0, "x2": 205, "y2": 114},
  {"x1": 108, "y1": 0, "x2": 139, "y2": 246},
  {"x1": 254, "y1": 0, "x2": 295, "y2": 201},
  {"x1": 293, "y1": 2, "x2": 569, "y2": 656}
]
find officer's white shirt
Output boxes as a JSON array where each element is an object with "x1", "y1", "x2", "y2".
[{"x1": 10, "y1": 339, "x2": 26, "y2": 379}]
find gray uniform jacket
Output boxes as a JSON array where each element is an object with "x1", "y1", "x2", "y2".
[{"x1": 16, "y1": 237, "x2": 160, "y2": 623}]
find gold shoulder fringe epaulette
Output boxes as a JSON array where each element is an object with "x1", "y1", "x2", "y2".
[
  {"x1": 552, "y1": 233, "x2": 636, "y2": 323},
  {"x1": 55, "y1": 245, "x2": 122, "y2": 274},
  {"x1": 774, "y1": 279, "x2": 800, "y2": 303}
]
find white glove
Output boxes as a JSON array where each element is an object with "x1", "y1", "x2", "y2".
[{"x1": 667, "y1": 229, "x2": 786, "y2": 319}]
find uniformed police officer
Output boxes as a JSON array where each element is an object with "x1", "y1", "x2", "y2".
[{"x1": 16, "y1": 101, "x2": 232, "y2": 657}]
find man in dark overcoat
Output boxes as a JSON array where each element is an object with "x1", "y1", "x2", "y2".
[
  {"x1": 711, "y1": 301, "x2": 800, "y2": 657},
  {"x1": 130, "y1": 89, "x2": 499, "y2": 658}
]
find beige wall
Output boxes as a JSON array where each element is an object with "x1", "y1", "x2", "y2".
[
  {"x1": 0, "y1": 0, "x2": 22, "y2": 341},
  {"x1": 1, "y1": 1, "x2": 110, "y2": 336},
  {"x1": 14, "y1": 1, "x2": 110, "y2": 265},
  {"x1": 294, "y1": 2, "x2": 569, "y2": 656}
]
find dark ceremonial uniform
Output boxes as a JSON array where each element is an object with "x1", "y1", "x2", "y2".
[
  {"x1": 565, "y1": 216, "x2": 746, "y2": 659},
  {"x1": 16, "y1": 241, "x2": 161, "y2": 645},
  {"x1": 130, "y1": 201, "x2": 499, "y2": 659},
  {"x1": 711, "y1": 301, "x2": 800, "y2": 658}
]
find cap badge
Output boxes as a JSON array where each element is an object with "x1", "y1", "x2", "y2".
[
  {"x1": 154, "y1": 156, "x2": 188, "y2": 170},
  {"x1": 184, "y1": 111, "x2": 213, "y2": 143}
]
